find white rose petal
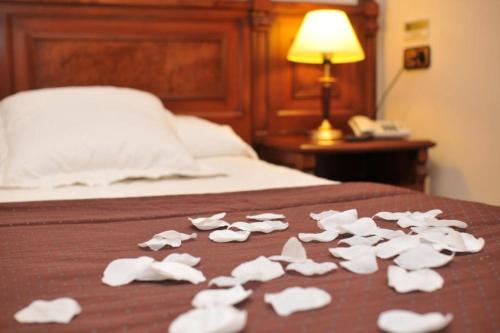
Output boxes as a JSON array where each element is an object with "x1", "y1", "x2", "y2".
[
  {"x1": 192, "y1": 285, "x2": 252, "y2": 308},
  {"x1": 339, "y1": 235, "x2": 381, "y2": 246},
  {"x1": 286, "y1": 259, "x2": 337, "y2": 276},
  {"x1": 209, "y1": 230, "x2": 251, "y2": 243},
  {"x1": 268, "y1": 237, "x2": 308, "y2": 263},
  {"x1": 375, "y1": 235, "x2": 421, "y2": 259},
  {"x1": 231, "y1": 256, "x2": 285, "y2": 283},
  {"x1": 230, "y1": 221, "x2": 288, "y2": 233},
  {"x1": 102, "y1": 256, "x2": 155, "y2": 286},
  {"x1": 264, "y1": 287, "x2": 331, "y2": 316},
  {"x1": 394, "y1": 244, "x2": 453, "y2": 270},
  {"x1": 169, "y1": 306, "x2": 246, "y2": 333},
  {"x1": 151, "y1": 261, "x2": 206, "y2": 284},
  {"x1": 339, "y1": 217, "x2": 379, "y2": 236},
  {"x1": 163, "y1": 253, "x2": 201, "y2": 267},
  {"x1": 377, "y1": 228, "x2": 406, "y2": 239},
  {"x1": 14, "y1": 298, "x2": 81, "y2": 324},
  {"x1": 329, "y1": 244, "x2": 375, "y2": 260},
  {"x1": 317, "y1": 209, "x2": 358, "y2": 232},
  {"x1": 388, "y1": 265, "x2": 444, "y2": 293},
  {"x1": 189, "y1": 212, "x2": 229, "y2": 230},
  {"x1": 310, "y1": 210, "x2": 339, "y2": 221},
  {"x1": 208, "y1": 276, "x2": 242, "y2": 288},
  {"x1": 298, "y1": 230, "x2": 339, "y2": 242},
  {"x1": 138, "y1": 230, "x2": 197, "y2": 251},
  {"x1": 340, "y1": 253, "x2": 378, "y2": 274},
  {"x1": 427, "y1": 218, "x2": 468, "y2": 229},
  {"x1": 377, "y1": 309, "x2": 453, "y2": 333},
  {"x1": 246, "y1": 213, "x2": 285, "y2": 221}
]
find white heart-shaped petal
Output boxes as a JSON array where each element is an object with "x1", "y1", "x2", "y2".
[
  {"x1": 375, "y1": 235, "x2": 421, "y2": 259},
  {"x1": 394, "y1": 244, "x2": 453, "y2": 270},
  {"x1": 151, "y1": 261, "x2": 206, "y2": 284},
  {"x1": 377, "y1": 228, "x2": 406, "y2": 239},
  {"x1": 14, "y1": 298, "x2": 81, "y2": 324},
  {"x1": 340, "y1": 253, "x2": 378, "y2": 274},
  {"x1": 209, "y1": 230, "x2": 250, "y2": 243},
  {"x1": 339, "y1": 217, "x2": 379, "y2": 236},
  {"x1": 317, "y1": 209, "x2": 358, "y2": 231},
  {"x1": 264, "y1": 287, "x2": 331, "y2": 316},
  {"x1": 329, "y1": 244, "x2": 375, "y2": 260},
  {"x1": 374, "y1": 211, "x2": 409, "y2": 220},
  {"x1": 138, "y1": 231, "x2": 197, "y2": 251},
  {"x1": 310, "y1": 210, "x2": 339, "y2": 221},
  {"x1": 231, "y1": 256, "x2": 285, "y2": 283},
  {"x1": 268, "y1": 237, "x2": 308, "y2": 263},
  {"x1": 298, "y1": 230, "x2": 339, "y2": 242},
  {"x1": 230, "y1": 221, "x2": 288, "y2": 233},
  {"x1": 339, "y1": 235, "x2": 381, "y2": 246},
  {"x1": 163, "y1": 253, "x2": 201, "y2": 267},
  {"x1": 388, "y1": 265, "x2": 444, "y2": 293},
  {"x1": 169, "y1": 306, "x2": 247, "y2": 333},
  {"x1": 208, "y1": 276, "x2": 242, "y2": 288},
  {"x1": 377, "y1": 309, "x2": 453, "y2": 333},
  {"x1": 246, "y1": 213, "x2": 285, "y2": 221},
  {"x1": 102, "y1": 256, "x2": 155, "y2": 286},
  {"x1": 192, "y1": 285, "x2": 252, "y2": 308},
  {"x1": 189, "y1": 213, "x2": 229, "y2": 230},
  {"x1": 286, "y1": 259, "x2": 337, "y2": 276}
]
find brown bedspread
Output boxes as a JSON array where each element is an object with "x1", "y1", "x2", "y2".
[{"x1": 0, "y1": 182, "x2": 499, "y2": 332}]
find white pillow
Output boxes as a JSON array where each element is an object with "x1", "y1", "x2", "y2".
[
  {"x1": 0, "y1": 86, "x2": 218, "y2": 188},
  {"x1": 173, "y1": 115, "x2": 257, "y2": 159}
]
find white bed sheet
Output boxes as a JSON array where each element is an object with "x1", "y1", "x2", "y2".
[{"x1": 0, "y1": 157, "x2": 334, "y2": 203}]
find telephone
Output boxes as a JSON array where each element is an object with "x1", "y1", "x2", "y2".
[{"x1": 348, "y1": 115, "x2": 410, "y2": 139}]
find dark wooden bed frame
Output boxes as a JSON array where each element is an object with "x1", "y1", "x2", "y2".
[{"x1": 0, "y1": 0, "x2": 378, "y2": 143}]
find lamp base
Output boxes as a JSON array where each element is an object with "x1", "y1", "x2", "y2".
[{"x1": 310, "y1": 119, "x2": 342, "y2": 144}]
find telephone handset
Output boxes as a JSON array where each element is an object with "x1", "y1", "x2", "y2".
[{"x1": 348, "y1": 115, "x2": 410, "y2": 139}]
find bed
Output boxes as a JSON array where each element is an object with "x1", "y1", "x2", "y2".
[{"x1": 0, "y1": 1, "x2": 499, "y2": 332}]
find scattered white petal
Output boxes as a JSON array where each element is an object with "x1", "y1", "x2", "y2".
[
  {"x1": 189, "y1": 212, "x2": 229, "y2": 230},
  {"x1": 340, "y1": 253, "x2": 378, "y2": 274},
  {"x1": 298, "y1": 230, "x2": 339, "y2": 242},
  {"x1": 317, "y1": 209, "x2": 358, "y2": 231},
  {"x1": 231, "y1": 256, "x2": 285, "y2": 283},
  {"x1": 426, "y1": 218, "x2": 468, "y2": 229},
  {"x1": 375, "y1": 235, "x2": 421, "y2": 259},
  {"x1": 340, "y1": 217, "x2": 379, "y2": 236},
  {"x1": 268, "y1": 237, "x2": 308, "y2": 263},
  {"x1": 377, "y1": 309, "x2": 453, "y2": 333},
  {"x1": 151, "y1": 261, "x2": 206, "y2": 284},
  {"x1": 310, "y1": 210, "x2": 339, "y2": 221},
  {"x1": 374, "y1": 211, "x2": 409, "y2": 220},
  {"x1": 208, "y1": 276, "x2": 242, "y2": 288},
  {"x1": 163, "y1": 253, "x2": 201, "y2": 267},
  {"x1": 411, "y1": 226, "x2": 456, "y2": 234},
  {"x1": 264, "y1": 287, "x2": 331, "y2": 316},
  {"x1": 246, "y1": 213, "x2": 285, "y2": 221},
  {"x1": 376, "y1": 209, "x2": 442, "y2": 221},
  {"x1": 388, "y1": 265, "x2": 444, "y2": 293},
  {"x1": 429, "y1": 230, "x2": 485, "y2": 253},
  {"x1": 339, "y1": 235, "x2": 381, "y2": 246},
  {"x1": 377, "y1": 228, "x2": 406, "y2": 239},
  {"x1": 192, "y1": 285, "x2": 252, "y2": 308},
  {"x1": 102, "y1": 256, "x2": 155, "y2": 286},
  {"x1": 286, "y1": 259, "x2": 337, "y2": 276},
  {"x1": 329, "y1": 244, "x2": 375, "y2": 260},
  {"x1": 169, "y1": 306, "x2": 246, "y2": 333},
  {"x1": 230, "y1": 220, "x2": 288, "y2": 233},
  {"x1": 209, "y1": 230, "x2": 250, "y2": 243},
  {"x1": 138, "y1": 230, "x2": 197, "y2": 251},
  {"x1": 14, "y1": 298, "x2": 81, "y2": 324},
  {"x1": 394, "y1": 244, "x2": 453, "y2": 270}
]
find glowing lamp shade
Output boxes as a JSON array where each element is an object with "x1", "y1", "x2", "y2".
[{"x1": 287, "y1": 9, "x2": 365, "y2": 64}]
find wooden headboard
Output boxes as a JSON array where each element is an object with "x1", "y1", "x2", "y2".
[{"x1": 0, "y1": 0, "x2": 378, "y2": 143}]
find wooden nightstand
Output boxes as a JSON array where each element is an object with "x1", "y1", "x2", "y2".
[{"x1": 258, "y1": 135, "x2": 436, "y2": 192}]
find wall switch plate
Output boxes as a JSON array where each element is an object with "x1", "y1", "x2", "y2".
[{"x1": 404, "y1": 46, "x2": 431, "y2": 70}]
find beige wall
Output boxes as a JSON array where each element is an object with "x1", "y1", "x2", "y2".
[{"x1": 377, "y1": 0, "x2": 500, "y2": 205}]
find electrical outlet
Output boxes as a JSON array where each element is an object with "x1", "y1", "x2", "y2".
[{"x1": 404, "y1": 46, "x2": 431, "y2": 70}]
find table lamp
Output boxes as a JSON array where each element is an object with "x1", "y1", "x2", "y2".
[{"x1": 287, "y1": 9, "x2": 365, "y2": 143}]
